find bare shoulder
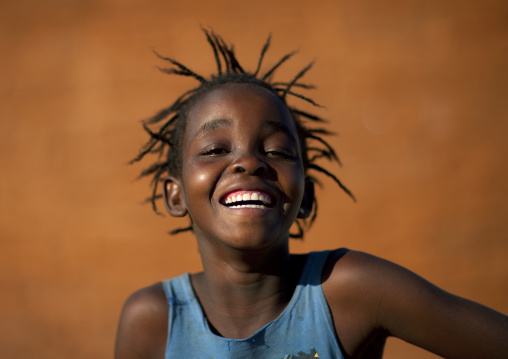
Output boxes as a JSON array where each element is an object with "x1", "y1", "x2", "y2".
[
  {"x1": 322, "y1": 249, "x2": 429, "y2": 298},
  {"x1": 321, "y1": 250, "x2": 398, "y2": 358},
  {"x1": 322, "y1": 249, "x2": 508, "y2": 359},
  {"x1": 115, "y1": 282, "x2": 168, "y2": 359}
]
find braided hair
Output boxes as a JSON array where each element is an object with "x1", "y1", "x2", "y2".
[{"x1": 130, "y1": 28, "x2": 355, "y2": 238}]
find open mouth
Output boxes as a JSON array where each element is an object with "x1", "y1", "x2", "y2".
[{"x1": 221, "y1": 190, "x2": 273, "y2": 209}]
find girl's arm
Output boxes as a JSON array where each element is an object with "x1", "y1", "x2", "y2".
[
  {"x1": 115, "y1": 284, "x2": 168, "y2": 359},
  {"x1": 323, "y1": 250, "x2": 508, "y2": 358}
]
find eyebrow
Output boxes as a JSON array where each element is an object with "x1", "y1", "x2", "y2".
[
  {"x1": 263, "y1": 121, "x2": 298, "y2": 144},
  {"x1": 196, "y1": 118, "x2": 232, "y2": 137},
  {"x1": 195, "y1": 118, "x2": 298, "y2": 144}
]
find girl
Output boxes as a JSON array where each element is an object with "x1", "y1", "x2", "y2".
[{"x1": 115, "y1": 29, "x2": 508, "y2": 358}]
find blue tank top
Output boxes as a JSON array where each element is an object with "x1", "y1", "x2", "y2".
[{"x1": 162, "y1": 251, "x2": 345, "y2": 358}]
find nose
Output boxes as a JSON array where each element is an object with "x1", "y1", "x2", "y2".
[{"x1": 230, "y1": 153, "x2": 268, "y2": 176}]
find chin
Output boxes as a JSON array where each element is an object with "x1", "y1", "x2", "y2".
[{"x1": 219, "y1": 229, "x2": 288, "y2": 251}]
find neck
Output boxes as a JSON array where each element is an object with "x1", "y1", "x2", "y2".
[{"x1": 191, "y1": 237, "x2": 300, "y2": 339}]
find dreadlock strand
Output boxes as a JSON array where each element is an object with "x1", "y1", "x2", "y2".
[
  {"x1": 306, "y1": 133, "x2": 341, "y2": 165},
  {"x1": 214, "y1": 34, "x2": 243, "y2": 73},
  {"x1": 309, "y1": 197, "x2": 318, "y2": 227},
  {"x1": 202, "y1": 28, "x2": 222, "y2": 75},
  {"x1": 149, "y1": 166, "x2": 167, "y2": 215},
  {"x1": 150, "y1": 142, "x2": 166, "y2": 159},
  {"x1": 291, "y1": 109, "x2": 327, "y2": 123},
  {"x1": 262, "y1": 50, "x2": 298, "y2": 80},
  {"x1": 273, "y1": 82, "x2": 316, "y2": 90},
  {"x1": 169, "y1": 225, "x2": 193, "y2": 235},
  {"x1": 153, "y1": 51, "x2": 206, "y2": 83},
  {"x1": 276, "y1": 89, "x2": 323, "y2": 107},
  {"x1": 308, "y1": 164, "x2": 355, "y2": 202},
  {"x1": 308, "y1": 128, "x2": 336, "y2": 136},
  {"x1": 156, "y1": 114, "x2": 179, "y2": 135},
  {"x1": 254, "y1": 33, "x2": 271, "y2": 76},
  {"x1": 143, "y1": 194, "x2": 162, "y2": 203},
  {"x1": 142, "y1": 123, "x2": 171, "y2": 146},
  {"x1": 138, "y1": 161, "x2": 167, "y2": 179},
  {"x1": 144, "y1": 90, "x2": 196, "y2": 124},
  {"x1": 129, "y1": 137, "x2": 160, "y2": 164},
  {"x1": 289, "y1": 220, "x2": 304, "y2": 239},
  {"x1": 157, "y1": 67, "x2": 207, "y2": 83},
  {"x1": 282, "y1": 61, "x2": 314, "y2": 100},
  {"x1": 225, "y1": 45, "x2": 245, "y2": 73},
  {"x1": 144, "y1": 105, "x2": 175, "y2": 125},
  {"x1": 130, "y1": 120, "x2": 174, "y2": 165},
  {"x1": 307, "y1": 147, "x2": 334, "y2": 162},
  {"x1": 213, "y1": 33, "x2": 231, "y2": 73},
  {"x1": 138, "y1": 118, "x2": 178, "y2": 162}
]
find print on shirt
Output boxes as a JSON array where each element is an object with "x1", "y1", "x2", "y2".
[{"x1": 281, "y1": 348, "x2": 319, "y2": 358}]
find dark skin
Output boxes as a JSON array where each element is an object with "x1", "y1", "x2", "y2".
[{"x1": 115, "y1": 84, "x2": 508, "y2": 359}]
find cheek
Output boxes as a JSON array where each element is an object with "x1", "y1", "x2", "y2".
[
  {"x1": 280, "y1": 165, "x2": 306, "y2": 209},
  {"x1": 192, "y1": 171, "x2": 210, "y2": 185},
  {"x1": 181, "y1": 161, "x2": 219, "y2": 203}
]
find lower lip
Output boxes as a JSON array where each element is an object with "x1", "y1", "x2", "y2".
[{"x1": 221, "y1": 204, "x2": 273, "y2": 216}]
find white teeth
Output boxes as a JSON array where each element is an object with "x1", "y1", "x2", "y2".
[
  {"x1": 258, "y1": 194, "x2": 271, "y2": 204},
  {"x1": 224, "y1": 191, "x2": 272, "y2": 206},
  {"x1": 230, "y1": 204, "x2": 265, "y2": 209}
]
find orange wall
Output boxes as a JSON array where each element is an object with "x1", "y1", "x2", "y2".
[{"x1": 1, "y1": 1, "x2": 507, "y2": 358}]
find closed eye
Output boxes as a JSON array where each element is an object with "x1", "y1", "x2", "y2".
[
  {"x1": 201, "y1": 146, "x2": 228, "y2": 156},
  {"x1": 265, "y1": 149, "x2": 296, "y2": 159}
]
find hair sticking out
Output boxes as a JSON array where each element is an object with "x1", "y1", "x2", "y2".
[{"x1": 130, "y1": 28, "x2": 355, "y2": 238}]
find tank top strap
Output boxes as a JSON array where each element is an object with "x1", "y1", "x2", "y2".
[
  {"x1": 162, "y1": 272, "x2": 193, "y2": 305},
  {"x1": 298, "y1": 250, "x2": 332, "y2": 286},
  {"x1": 162, "y1": 273, "x2": 207, "y2": 330}
]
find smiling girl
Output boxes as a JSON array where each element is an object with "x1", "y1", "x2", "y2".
[{"x1": 115, "y1": 29, "x2": 508, "y2": 359}]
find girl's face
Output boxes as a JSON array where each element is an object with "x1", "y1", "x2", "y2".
[{"x1": 174, "y1": 83, "x2": 310, "y2": 250}]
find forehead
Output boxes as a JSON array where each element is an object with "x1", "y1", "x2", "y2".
[{"x1": 185, "y1": 83, "x2": 298, "y2": 137}]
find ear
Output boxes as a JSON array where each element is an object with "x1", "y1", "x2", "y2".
[
  {"x1": 297, "y1": 177, "x2": 315, "y2": 219},
  {"x1": 162, "y1": 176, "x2": 188, "y2": 217}
]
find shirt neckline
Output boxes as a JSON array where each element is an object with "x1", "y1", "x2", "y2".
[{"x1": 180, "y1": 251, "x2": 323, "y2": 342}]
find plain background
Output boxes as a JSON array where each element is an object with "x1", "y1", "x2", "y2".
[{"x1": 1, "y1": 0, "x2": 507, "y2": 358}]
